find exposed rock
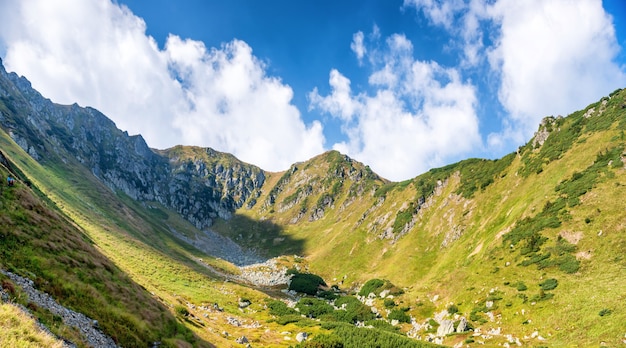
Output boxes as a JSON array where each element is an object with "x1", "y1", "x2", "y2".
[
  {"x1": 238, "y1": 299, "x2": 251, "y2": 309},
  {"x1": 436, "y1": 319, "x2": 455, "y2": 336},
  {"x1": 456, "y1": 317, "x2": 468, "y2": 333},
  {"x1": 532, "y1": 116, "x2": 556, "y2": 148},
  {"x1": 296, "y1": 332, "x2": 308, "y2": 342},
  {"x1": 0, "y1": 63, "x2": 265, "y2": 231},
  {"x1": 1, "y1": 270, "x2": 118, "y2": 347},
  {"x1": 237, "y1": 259, "x2": 292, "y2": 286},
  {"x1": 236, "y1": 336, "x2": 249, "y2": 344}
]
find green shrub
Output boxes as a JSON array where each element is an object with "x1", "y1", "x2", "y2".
[
  {"x1": 333, "y1": 296, "x2": 376, "y2": 323},
  {"x1": 358, "y1": 279, "x2": 385, "y2": 296},
  {"x1": 598, "y1": 308, "x2": 612, "y2": 316},
  {"x1": 295, "y1": 333, "x2": 345, "y2": 348},
  {"x1": 539, "y1": 278, "x2": 558, "y2": 290},
  {"x1": 267, "y1": 299, "x2": 297, "y2": 316},
  {"x1": 447, "y1": 304, "x2": 458, "y2": 314},
  {"x1": 276, "y1": 314, "x2": 304, "y2": 325},
  {"x1": 383, "y1": 298, "x2": 396, "y2": 309},
  {"x1": 556, "y1": 254, "x2": 580, "y2": 274},
  {"x1": 289, "y1": 272, "x2": 327, "y2": 295},
  {"x1": 530, "y1": 290, "x2": 554, "y2": 302},
  {"x1": 388, "y1": 309, "x2": 411, "y2": 324},
  {"x1": 364, "y1": 319, "x2": 400, "y2": 332},
  {"x1": 174, "y1": 305, "x2": 189, "y2": 317},
  {"x1": 318, "y1": 290, "x2": 339, "y2": 301},
  {"x1": 296, "y1": 298, "x2": 334, "y2": 318},
  {"x1": 516, "y1": 282, "x2": 528, "y2": 291}
]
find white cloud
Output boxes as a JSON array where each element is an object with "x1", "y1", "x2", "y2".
[
  {"x1": 310, "y1": 34, "x2": 481, "y2": 181},
  {"x1": 404, "y1": 0, "x2": 626, "y2": 151},
  {"x1": 350, "y1": 31, "x2": 366, "y2": 64},
  {"x1": 403, "y1": 0, "x2": 465, "y2": 29},
  {"x1": 0, "y1": 0, "x2": 324, "y2": 171},
  {"x1": 486, "y1": 0, "x2": 626, "y2": 139}
]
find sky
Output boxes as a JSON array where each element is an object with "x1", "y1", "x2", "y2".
[{"x1": 0, "y1": 0, "x2": 625, "y2": 181}]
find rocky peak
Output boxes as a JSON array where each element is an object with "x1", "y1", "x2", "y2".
[{"x1": 0, "y1": 60, "x2": 264, "y2": 229}]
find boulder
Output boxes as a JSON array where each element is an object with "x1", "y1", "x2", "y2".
[
  {"x1": 238, "y1": 299, "x2": 251, "y2": 309},
  {"x1": 296, "y1": 332, "x2": 308, "y2": 342},
  {"x1": 456, "y1": 317, "x2": 468, "y2": 333},
  {"x1": 235, "y1": 336, "x2": 249, "y2": 344},
  {"x1": 437, "y1": 319, "x2": 455, "y2": 336}
]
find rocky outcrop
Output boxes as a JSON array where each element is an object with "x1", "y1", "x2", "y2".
[
  {"x1": 436, "y1": 319, "x2": 455, "y2": 337},
  {"x1": 0, "y1": 61, "x2": 264, "y2": 229},
  {"x1": 456, "y1": 317, "x2": 468, "y2": 333}
]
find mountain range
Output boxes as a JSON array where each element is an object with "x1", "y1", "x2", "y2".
[{"x1": 0, "y1": 58, "x2": 625, "y2": 347}]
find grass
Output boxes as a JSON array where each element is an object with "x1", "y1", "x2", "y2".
[
  {"x1": 2, "y1": 73, "x2": 626, "y2": 347},
  {"x1": 215, "y1": 88, "x2": 626, "y2": 346},
  {"x1": 0, "y1": 303, "x2": 66, "y2": 348}
]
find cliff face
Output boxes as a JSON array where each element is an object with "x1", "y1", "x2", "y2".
[{"x1": 0, "y1": 60, "x2": 264, "y2": 229}]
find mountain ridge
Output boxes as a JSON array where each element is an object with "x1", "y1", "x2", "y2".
[{"x1": 1, "y1": 59, "x2": 625, "y2": 347}]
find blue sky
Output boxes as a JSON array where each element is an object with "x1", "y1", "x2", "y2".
[{"x1": 1, "y1": 0, "x2": 625, "y2": 180}]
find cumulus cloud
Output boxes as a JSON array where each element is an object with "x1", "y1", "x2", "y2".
[
  {"x1": 350, "y1": 31, "x2": 366, "y2": 64},
  {"x1": 486, "y1": 0, "x2": 626, "y2": 143},
  {"x1": 310, "y1": 34, "x2": 480, "y2": 181},
  {"x1": 0, "y1": 0, "x2": 324, "y2": 171},
  {"x1": 404, "y1": 0, "x2": 626, "y2": 150},
  {"x1": 403, "y1": 0, "x2": 465, "y2": 29}
]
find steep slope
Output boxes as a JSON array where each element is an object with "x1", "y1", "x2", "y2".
[
  {"x1": 0, "y1": 60, "x2": 331, "y2": 347},
  {"x1": 0, "y1": 149, "x2": 202, "y2": 347}
]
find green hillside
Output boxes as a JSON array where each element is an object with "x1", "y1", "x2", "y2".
[
  {"x1": 0, "y1": 58, "x2": 625, "y2": 347},
  {"x1": 212, "y1": 89, "x2": 626, "y2": 346}
]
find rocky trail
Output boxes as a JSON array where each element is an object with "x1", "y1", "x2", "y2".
[{"x1": 1, "y1": 269, "x2": 119, "y2": 348}]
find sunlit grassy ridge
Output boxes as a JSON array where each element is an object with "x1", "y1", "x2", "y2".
[{"x1": 212, "y1": 89, "x2": 626, "y2": 346}]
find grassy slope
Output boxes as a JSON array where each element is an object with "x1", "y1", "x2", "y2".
[
  {"x1": 1, "y1": 124, "x2": 338, "y2": 347},
  {"x1": 1, "y1": 76, "x2": 624, "y2": 346},
  {"x1": 0, "y1": 144, "x2": 194, "y2": 347},
  {"x1": 217, "y1": 90, "x2": 626, "y2": 346},
  {"x1": 0, "y1": 302, "x2": 65, "y2": 348}
]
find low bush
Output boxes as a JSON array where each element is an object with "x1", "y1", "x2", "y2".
[
  {"x1": 447, "y1": 304, "x2": 458, "y2": 314},
  {"x1": 289, "y1": 272, "x2": 327, "y2": 295},
  {"x1": 267, "y1": 299, "x2": 297, "y2": 316},
  {"x1": 174, "y1": 305, "x2": 189, "y2": 317},
  {"x1": 383, "y1": 298, "x2": 396, "y2": 309},
  {"x1": 296, "y1": 298, "x2": 334, "y2": 318},
  {"x1": 358, "y1": 279, "x2": 385, "y2": 296},
  {"x1": 388, "y1": 308, "x2": 411, "y2": 323},
  {"x1": 539, "y1": 278, "x2": 558, "y2": 291}
]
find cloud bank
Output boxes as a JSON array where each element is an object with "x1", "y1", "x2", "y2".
[
  {"x1": 0, "y1": 0, "x2": 324, "y2": 171},
  {"x1": 405, "y1": 0, "x2": 626, "y2": 147},
  {"x1": 0, "y1": 0, "x2": 624, "y2": 181},
  {"x1": 310, "y1": 34, "x2": 481, "y2": 180}
]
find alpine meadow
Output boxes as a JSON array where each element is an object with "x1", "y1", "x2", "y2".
[{"x1": 1, "y1": 54, "x2": 625, "y2": 348}]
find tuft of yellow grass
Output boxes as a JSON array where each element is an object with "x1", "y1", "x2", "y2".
[{"x1": 0, "y1": 303, "x2": 65, "y2": 348}]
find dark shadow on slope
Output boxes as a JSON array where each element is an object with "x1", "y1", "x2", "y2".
[{"x1": 210, "y1": 213, "x2": 305, "y2": 264}]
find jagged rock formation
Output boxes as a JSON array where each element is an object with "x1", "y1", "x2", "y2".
[{"x1": 0, "y1": 60, "x2": 264, "y2": 229}]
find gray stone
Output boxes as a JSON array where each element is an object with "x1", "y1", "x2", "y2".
[
  {"x1": 456, "y1": 317, "x2": 468, "y2": 333},
  {"x1": 296, "y1": 332, "x2": 308, "y2": 342},
  {"x1": 436, "y1": 319, "x2": 455, "y2": 337}
]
